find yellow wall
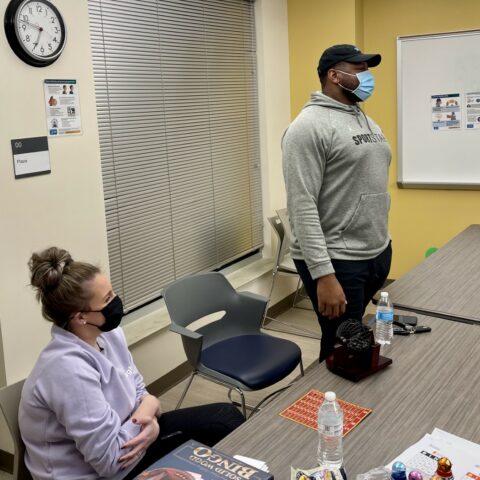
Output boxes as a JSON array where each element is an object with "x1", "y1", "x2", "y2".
[
  {"x1": 287, "y1": 0, "x2": 480, "y2": 278},
  {"x1": 287, "y1": 0, "x2": 361, "y2": 117}
]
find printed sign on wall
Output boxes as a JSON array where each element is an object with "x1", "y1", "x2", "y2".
[
  {"x1": 44, "y1": 79, "x2": 82, "y2": 136},
  {"x1": 11, "y1": 136, "x2": 50, "y2": 179}
]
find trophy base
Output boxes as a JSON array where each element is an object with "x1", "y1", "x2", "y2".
[{"x1": 326, "y1": 343, "x2": 392, "y2": 382}]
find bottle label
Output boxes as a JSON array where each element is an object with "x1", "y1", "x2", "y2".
[
  {"x1": 376, "y1": 311, "x2": 393, "y2": 321},
  {"x1": 320, "y1": 424, "x2": 343, "y2": 436}
]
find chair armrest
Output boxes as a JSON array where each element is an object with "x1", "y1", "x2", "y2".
[
  {"x1": 237, "y1": 291, "x2": 269, "y2": 329},
  {"x1": 169, "y1": 323, "x2": 202, "y2": 339},
  {"x1": 169, "y1": 324, "x2": 203, "y2": 367}
]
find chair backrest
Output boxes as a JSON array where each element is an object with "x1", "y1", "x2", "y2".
[
  {"x1": 267, "y1": 216, "x2": 285, "y2": 270},
  {"x1": 163, "y1": 272, "x2": 239, "y2": 328},
  {"x1": 268, "y1": 212, "x2": 292, "y2": 267},
  {"x1": 276, "y1": 208, "x2": 292, "y2": 240},
  {"x1": 276, "y1": 208, "x2": 293, "y2": 262},
  {"x1": 0, "y1": 379, "x2": 32, "y2": 480}
]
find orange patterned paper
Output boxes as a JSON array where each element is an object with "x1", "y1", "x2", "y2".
[
  {"x1": 466, "y1": 474, "x2": 480, "y2": 480},
  {"x1": 279, "y1": 389, "x2": 372, "y2": 436}
]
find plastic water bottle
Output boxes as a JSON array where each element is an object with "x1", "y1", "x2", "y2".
[
  {"x1": 376, "y1": 291, "x2": 394, "y2": 345},
  {"x1": 317, "y1": 391, "x2": 343, "y2": 469}
]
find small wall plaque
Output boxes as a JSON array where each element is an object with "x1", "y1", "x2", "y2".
[{"x1": 11, "y1": 136, "x2": 51, "y2": 179}]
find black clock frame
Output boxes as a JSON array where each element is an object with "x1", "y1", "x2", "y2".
[{"x1": 4, "y1": 0, "x2": 66, "y2": 67}]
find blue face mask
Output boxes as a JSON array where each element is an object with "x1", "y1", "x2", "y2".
[{"x1": 336, "y1": 69, "x2": 375, "y2": 101}]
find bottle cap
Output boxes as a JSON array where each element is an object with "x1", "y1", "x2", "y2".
[
  {"x1": 380, "y1": 291, "x2": 389, "y2": 298},
  {"x1": 325, "y1": 391, "x2": 336, "y2": 401}
]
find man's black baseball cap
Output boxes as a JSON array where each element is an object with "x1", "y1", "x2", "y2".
[{"x1": 318, "y1": 44, "x2": 381, "y2": 75}]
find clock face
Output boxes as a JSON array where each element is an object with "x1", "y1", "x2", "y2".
[{"x1": 4, "y1": 0, "x2": 67, "y2": 67}]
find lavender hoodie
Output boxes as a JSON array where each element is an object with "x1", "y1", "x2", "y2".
[{"x1": 19, "y1": 325, "x2": 148, "y2": 479}]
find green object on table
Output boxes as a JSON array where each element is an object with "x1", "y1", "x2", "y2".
[{"x1": 425, "y1": 247, "x2": 438, "y2": 258}]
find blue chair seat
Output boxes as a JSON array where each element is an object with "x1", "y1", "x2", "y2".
[{"x1": 201, "y1": 335, "x2": 302, "y2": 390}]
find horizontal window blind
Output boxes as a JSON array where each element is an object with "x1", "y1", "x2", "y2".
[{"x1": 89, "y1": 0, "x2": 263, "y2": 311}]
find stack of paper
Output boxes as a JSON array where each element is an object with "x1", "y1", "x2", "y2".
[
  {"x1": 234, "y1": 455, "x2": 270, "y2": 473},
  {"x1": 386, "y1": 428, "x2": 480, "y2": 479}
]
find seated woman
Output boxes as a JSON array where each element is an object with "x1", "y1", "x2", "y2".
[{"x1": 19, "y1": 247, "x2": 244, "y2": 479}]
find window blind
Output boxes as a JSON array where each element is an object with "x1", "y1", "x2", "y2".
[{"x1": 88, "y1": 0, "x2": 263, "y2": 312}]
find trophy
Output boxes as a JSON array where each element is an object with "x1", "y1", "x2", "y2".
[{"x1": 326, "y1": 319, "x2": 392, "y2": 381}]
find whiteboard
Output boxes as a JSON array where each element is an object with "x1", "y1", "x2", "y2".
[{"x1": 397, "y1": 31, "x2": 480, "y2": 189}]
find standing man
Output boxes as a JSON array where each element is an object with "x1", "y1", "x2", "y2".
[{"x1": 282, "y1": 44, "x2": 392, "y2": 362}]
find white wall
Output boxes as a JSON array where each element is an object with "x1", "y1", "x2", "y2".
[
  {"x1": 0, "y1": 0, "x2": 291, "y2": 452},
  {"x1": 0, "y1": 0, "x2": 109, "y2": 453},
  {"x1": 257, "y1": 0, "x2": 291, "y2": 257},
  {"x1": 0, "y1": 0, "x2": 109, "y2": 385}
]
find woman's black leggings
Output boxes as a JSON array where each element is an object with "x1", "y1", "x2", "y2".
[{"x1": 124, "y1": 402, "x2": 245, "y2": 479}]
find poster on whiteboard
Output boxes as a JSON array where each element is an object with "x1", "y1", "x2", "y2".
[
  {"x1": 465, "y1": 92, "x2": 480, "y2": 129},
  {"x1": 431, "y1": 93, "x2": 461, "y2": 131}
]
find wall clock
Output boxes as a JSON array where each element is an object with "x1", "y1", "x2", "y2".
[{"x1": 4, "y1": 0, "x2": 66, "y2": 67}]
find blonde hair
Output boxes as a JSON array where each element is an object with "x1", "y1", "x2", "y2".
[{"x1": 29, "y1": 247, "x2": 100, "y2": 327}]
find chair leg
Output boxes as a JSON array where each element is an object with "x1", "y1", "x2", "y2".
[
  {"x1": 249, "y1": 358, "x2": 306, "y2": 418},
  {"x1": 175, "y1": 371, "x2": 197, "y2": 410},
  {"x1": 263, "y1": 318, "x2": 320, "y2": 339},
  {"x1": 249, "y1": 385, "x2": 291, "y2": 417},
  {"x1": 263, "y1": 312, "x2": 321, "y2": 339},
  {"x1": 263, "y1": 271, "x2": 320, "y2": 339},
  {"x1": 292, "y1": 278, "x2": 314, "y2": 311},
  {"x1": 292, "y1": 277, "x2": 302, "y2": 307},
  {"x1": 227, "y1": 387, "x2": 247, "y2": 418},
  {"x1": 191, "y1": 374, "x2": 251, "y2": 418}
]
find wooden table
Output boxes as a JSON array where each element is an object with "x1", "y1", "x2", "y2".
[
  {"x1": 379, "y1": 225, "x2": 480, "y2": 324},
  {"x1": 216, "y1": 315, "x2": 480, "y2": 477}
]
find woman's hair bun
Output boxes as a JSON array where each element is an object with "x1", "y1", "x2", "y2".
[
  {"x1": 28, "y1": 247, "x2": 100, "y2": 326},
  {"x1": 29, "y1": 247, "x2": 73, "y2": 291}
]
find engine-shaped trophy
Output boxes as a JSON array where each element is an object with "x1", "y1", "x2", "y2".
[{"x1": 326, "y1": 319, "x2": 392, "y2": 381}]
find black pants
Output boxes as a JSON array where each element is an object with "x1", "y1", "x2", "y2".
[
  {"x1": 294, "y1": 242, "x2": 392, "y2": 362},
  {"x1": 124, "y1": 403, "x2": 244, "y2": 479}
]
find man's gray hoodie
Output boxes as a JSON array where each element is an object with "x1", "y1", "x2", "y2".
[{"x1": 282, "y1": 92, "x2": 392, "y2": 280}]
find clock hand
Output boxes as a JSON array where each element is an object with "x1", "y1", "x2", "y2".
[
  {"x1": 19, "y1": 19, "x2": 41, "y2": 31},
  {"x1": 33, "y1": 27, "x2": 44, "y2": 50}
]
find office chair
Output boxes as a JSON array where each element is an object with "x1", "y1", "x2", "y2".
[
  {"x1": 163, "y1": 272, "x2": 304, "y2": 418},
  {"x1": 0, "y1": 380, "x2": 32, "y2": 480},
  {"x1": 261, "y1": 209, "x2": 319, "y2": 339}
]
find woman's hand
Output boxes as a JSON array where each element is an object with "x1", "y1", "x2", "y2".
[
  {"x1": 119, "y1": 415, "x2": 160, "y2": 469},
  {"x1": 134, "y1": 394, "x2": 162, "y2": 419}
]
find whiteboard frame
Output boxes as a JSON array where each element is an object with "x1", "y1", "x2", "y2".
[{"x1": 397, "y1": 30, "x2": 480, "y2": 190}]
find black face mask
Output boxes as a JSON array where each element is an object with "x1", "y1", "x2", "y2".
[{"x1": 87, "y1": 295, "x2": 124, "y2": 332}]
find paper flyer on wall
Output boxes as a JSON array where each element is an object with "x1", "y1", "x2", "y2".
[
  {"x1": 386, "y1": 428, "x2": 480, "y2": 480},
  {"x1": 465, "y1": 92, "x2": 480, "y2": 129},
  {"x1": 44, "y1": 79, "x2": 82, "y2": 136},
  {"x1": 431, "y1": 93, "x2": 461, "y2": 130}
]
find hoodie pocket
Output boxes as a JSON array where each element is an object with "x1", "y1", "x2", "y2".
[{"x1": 341, "y1": 192, "x2": 390, "y2": 251}]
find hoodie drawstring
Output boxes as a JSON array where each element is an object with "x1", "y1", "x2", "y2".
[{"x1": 356, "y1": 105, "x2": 373, "y2": 134}]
